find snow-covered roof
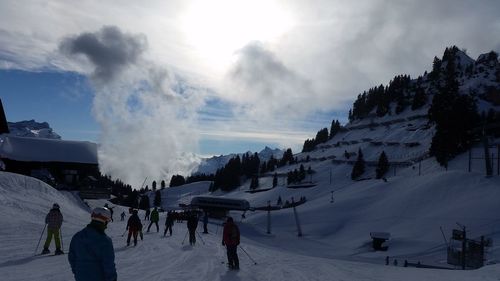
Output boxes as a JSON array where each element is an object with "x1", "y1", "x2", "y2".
[{"x1": 0, "y1": 136, "x2": 98, "y2": 164}]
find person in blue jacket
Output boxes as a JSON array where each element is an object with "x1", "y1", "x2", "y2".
[{"x1": 68, "y1": 207, "x2": 117, "y2": 281}]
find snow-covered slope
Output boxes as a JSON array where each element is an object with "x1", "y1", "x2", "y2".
[{"x1": 3, "y1": 169, "x2": 500, "y2": 280}]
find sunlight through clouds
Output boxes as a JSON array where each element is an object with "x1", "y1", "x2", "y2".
[{"x1": 181, "y1": 0, "x2": 293, "y2": 74}]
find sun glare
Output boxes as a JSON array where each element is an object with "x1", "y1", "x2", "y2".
[{"x1": 181, "y1": 0, "x2": 293, "y2": 73}]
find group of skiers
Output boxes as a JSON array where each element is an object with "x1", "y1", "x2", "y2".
[{"x1": 40, "y1": 202, "x2": 242, "y2": 280}]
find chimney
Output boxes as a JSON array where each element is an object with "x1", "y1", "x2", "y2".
[{"x1": 0, "y1": 98, "x2": 9, "y2": 134}]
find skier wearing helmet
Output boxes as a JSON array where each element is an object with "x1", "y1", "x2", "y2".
[
  {"x1": 41, "y1": 203, "x2": 64, "y2": 255},
  {"x1": 68, "y1": 207, "x2": 117, "y2": 281}
]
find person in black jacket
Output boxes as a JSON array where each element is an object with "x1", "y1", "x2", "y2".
[
  {"x1": 164, "y1": 211, "x2": 175, "y2": 236},
  {"x1": 126, "y1": 209, "x2": 142, "y2": 246},
  {"x1": 186, "y1": 213, "x2": 198, "y2": 245}
]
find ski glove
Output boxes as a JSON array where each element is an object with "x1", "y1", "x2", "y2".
[{"x1": 222, "y1": 241, "x2": 225, "y2": 246}]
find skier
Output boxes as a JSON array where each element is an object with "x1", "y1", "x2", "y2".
[
  {"x1": 164, "y1": 211, "x2": 174, "y2": 236},
  {"x1": 120, "y1": 211, "x2": 126, "y2": 221},
  {"x1": 126, "y1": 209, "x2": 142, "y2": 246},
  {"x1": 203, "y1": 211, "x2": 209, "y2": 234},
  {"x1": 68, "y1": 207, "x2": 117, "y2": 281},
  {"x1": 41, "y1": 203, "x2": 64, "y2": 255},
  {"x1": 147, "y1": 207, "x2": 159, "y2": 232},
  {"x1": 222, "y1": 216, "x2": 240, "y2": 270},
  {"x1": 187, "y1": 212, "x2": 198, "y2": 245},
  {"x1": 145, "y1": 208, "x2": 151, "y2": 221}
]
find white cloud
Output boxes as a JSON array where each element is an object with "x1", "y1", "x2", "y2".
[{"x1": 59, "y1": 26, "x2": 204, "y2": 187}]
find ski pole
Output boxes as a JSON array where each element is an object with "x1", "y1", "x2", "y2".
[
  {"x1": 121, "y1": 229, "x2": 128, "y2": 237},
  {"x1": 196, "y1": 230, "x2": 206, "y2": 245},
  {"x1": 182, "y1": 230, "x2": 189, "y2": 245},
  {"x1": 239, "y1": 245, "x2": 257, "y2": 265},
  {"x1": 34, "y1": 224, "x2": 47, "y2": 255}
]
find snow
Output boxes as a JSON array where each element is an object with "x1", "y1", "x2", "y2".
[
  {"x1": 0, "y1": 136, "x2": 97, "y2": 164},
  {"x1": 2, "y1": 149, "x2": 500, "y2": 280}
]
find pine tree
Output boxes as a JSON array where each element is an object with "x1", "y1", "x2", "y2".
[
  {"x1": 152, "y1": 180, "x2": 157, "y2": 191},
  {"x1": 139, "y1": 195, "x2": 150, "y2": 210},
  {"x1": 329, "y1": 119, "x2": 341, "y2": 139},
  {"x1": 280, "y1": 148, "x2": 294, "y2": 166},
  {"x1": 160, "y1": 180, "x2": 166, "y2": 189},
  {"x1": 375, "y1": 151, "x2": 389, "y2": 179},
  {"x1": 429, "y1": 47, "x2": 479, "y2": 166},
  {"x1": 299, "y1": 164, "x2": 306, "y2": 182},
  {"x1": 351, "y1": 148, "x2": 365, "y2": 180},
  {"x1": 154, "y1": 190, "x2": 161, "y2": 207},
  {"x1": 411, "y1": 87, "x2": 427, "y2": 110},
  {"x1": 253, "y1": 176, "x2": 259, "y2": 189},
  {"x1": 272, "y1": 172, "x2": 278, "y2": 187}
]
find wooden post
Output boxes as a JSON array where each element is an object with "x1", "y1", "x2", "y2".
[
  {"x1": 462, "y1": 226, "x2": 466, "y2": 270},
  {"x1": 329, "y1": 168, "x2": 332, "y2": 185},
  {"x1": 266, "y1": 200, "x2": 271, "y2": 234},
  {"x1": 293, "y1": 204, "x2": 303, "y2": 237},
  {"x1": 468, "y1": 149, "x2": 472, "y2": 172},
  {"x1": 484, "y1": 136, "x2": 492, "y2": 177}
]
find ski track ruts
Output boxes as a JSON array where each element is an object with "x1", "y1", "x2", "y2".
[{"x1": 112, "y1": 222, "x2": 227, "y2": 281}]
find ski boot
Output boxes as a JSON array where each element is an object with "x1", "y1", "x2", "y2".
[
  {"x1": 41, "y1": 248, "x2": 50, "y2": 255},
  {"x1": 55, "y1": 248, "x2": 64, "y2": 255}
]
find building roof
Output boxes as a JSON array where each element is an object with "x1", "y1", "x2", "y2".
[{"x1": 0, "y1": 136, "x2": 98, "y2": 164}]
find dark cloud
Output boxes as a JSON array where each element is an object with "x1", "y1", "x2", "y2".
[{"x1": 59, "y1": 26, "x2": 146, "y2": 84}]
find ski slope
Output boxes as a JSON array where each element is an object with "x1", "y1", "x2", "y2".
[{"x1": 2, "y1": 168, "x2": 500, "y2": 280}]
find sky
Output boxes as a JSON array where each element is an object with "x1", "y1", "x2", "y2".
[{"x1": 1, "y1": 0, "x2": 499, "y2": 185}]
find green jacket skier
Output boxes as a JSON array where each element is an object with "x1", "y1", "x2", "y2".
[{"x1": 147, "y1": 207, "x2": 160, "y2": 232}]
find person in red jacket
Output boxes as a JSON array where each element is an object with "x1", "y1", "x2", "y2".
[{"x1": 222, "y1": 216, "x2": 240, "y2": 270}]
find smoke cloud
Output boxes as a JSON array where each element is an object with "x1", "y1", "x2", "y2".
[
  {"x1": 60, "y1": 26, "x2": 202, "y2": 187},
  {"x1": 59, "y1": 26, "x2": 146, "y2": 85}
]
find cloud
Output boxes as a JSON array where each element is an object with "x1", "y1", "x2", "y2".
[
  {"x1": 59, "y1": 26, "x2": 147, "y2": 85},
  {"x1": 224, "y1": 42, "x2": 316, "y2": 124},
  {"x1": 60, "y1": 26, "x2": 204, "y2": 187}
]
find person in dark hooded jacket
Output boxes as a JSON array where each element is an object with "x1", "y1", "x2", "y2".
[
  {"x1": 126, "y1": 209, "x2": 142, "y2": 246},
  {"x1": 186, "y1": 213, "x2": 198, "y2": 245},
  {"x1": 164, "y1": 211, "x2": 175, "y2": 236},
  {"x1": 42, "y1": 203, "x2": 64, "y2": 255}
]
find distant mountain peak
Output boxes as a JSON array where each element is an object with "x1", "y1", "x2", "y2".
[{"x1": 7, "y1": 120, "x2": 61, "y2": 139}]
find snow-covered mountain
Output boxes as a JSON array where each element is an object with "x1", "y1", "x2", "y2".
[
  {"x1": 194, "y1": 146, "x2": 284, "y2": 175},
  {"x1": 7, "y1": 120, "x2": 61, "y2": 139}
]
